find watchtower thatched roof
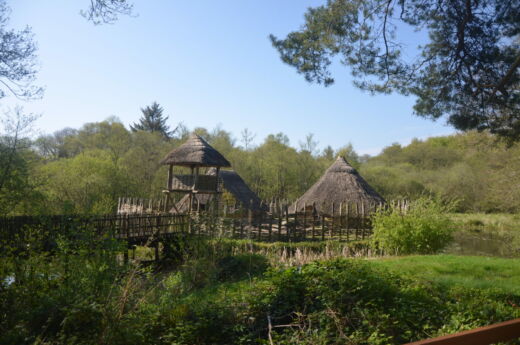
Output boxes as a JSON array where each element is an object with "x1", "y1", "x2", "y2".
[
  {"x1": 160, "y1": 133, "x2": 231, "y2": 167},
  {"x1": 174, "y1": 168, "x2": 266, "y2": 212},
  {"x1": 291, "y1": 156, "x2": 385, "y2": 213}
]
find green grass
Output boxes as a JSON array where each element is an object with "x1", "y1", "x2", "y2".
[{"x1": 370, "y1": 254, "x2": 520, "y2": 294}]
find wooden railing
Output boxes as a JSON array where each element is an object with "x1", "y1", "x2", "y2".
[
  {"x1": 0, "y1": 210, "x2": 373, "y2": 247},
  {"x1": 405, "y1": 318, "x2": 520, "y2": 345}
]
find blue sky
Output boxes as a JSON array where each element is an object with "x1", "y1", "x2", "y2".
[{"x1": 5, "y1": 0, "x2": 455, "y2": 155}]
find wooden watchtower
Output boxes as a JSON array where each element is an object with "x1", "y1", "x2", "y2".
[{"x1": 160, "y1": 133, "x2": 231, "y2": 213}]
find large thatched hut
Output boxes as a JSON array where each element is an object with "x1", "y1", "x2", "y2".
[
  {"x1": 291, "y1": 156, "x2": 385, "y2": 214},
  {"x1": 174, "y1": 168, "x2": 266, "y2": 213},
  {"x1": 160, "y1": 133, "x2": 231, "y2": 213},
  {"x1": 160, "y1": 133, "x2": 231, "y2": 168}
]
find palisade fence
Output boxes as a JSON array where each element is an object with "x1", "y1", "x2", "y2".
[
  {"x1": 0, "y1": 199, "x2": 409, "y2": 251},
  {"x1": 116, "y1": 197, "x2": 409, "y2": 242}
]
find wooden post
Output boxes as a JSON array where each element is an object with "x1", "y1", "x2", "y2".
[
  {"x1": 284, "y1": 203, "x2": 290, "y2": 241},
  {"x1": 215, "y1": 166, "x2": 221, "y2": 217},
  {"x1": 361, "y1": 202, "x2": 366, "y2": 240},
  {"x1": 331, "y1": 202, "x2": 335, "y2": 239},
  {"x1": 345, "y1": 202, "x2": 350, "y2": 242},
  {"x1": 247, "y1": 199, "x2": 253, "y2": 239},
  {"x1": 320, "y1": 212, "x2": 325, "y2": 242},
  {"x1": 302, "y1": 202, "x2": 307, "y2": 240},
  {"x1": 248, "y1": 200, "x2": 253, "y2": 227},
  {"x1": 268, "y1": 210, "x2": 273, "y2": 241},
  {"x1": 355, "y1": 202, "x2": 359, "y2": 240},
  {"x1": 277, "y1": 199, "x2": 282, "y2": 241},
  {"x1": 165, "y1": 164, "x2": 173, "y2": 212},
  {"x1": 311, "y1": 202, "x2": 316, "y2": 240},
  {"x1": 223, "y1": 203, "x2": 228, "y2": 237},
  {"x1": 240, "y1": 203, "x2": 245, "y2": 239},
  {"x1": 257, "y1": 201, "x2": 263, "y2": 240},
  {"x1": 167, "y1": 164, "x2": 173, "y2": 190},
  {"x1": 193, "y1": 166, "x2": 199, "y2": 190},
  {"x1": 339, "y1": 202, "x2": 343, "y2": 241},
  {"x1": 232, "y1": 201, "x2": 237, "y2": 238},
  {"x1": 294, "y1": 201, "x2": 298, "y2": 239}
]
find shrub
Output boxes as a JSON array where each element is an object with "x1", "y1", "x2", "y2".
[
  {"x1": 371, "y1": 197, "x2": 456, "y2": 255},
  {"x1": 216, "y1": 254, "x2": 269, "y2": 282}
]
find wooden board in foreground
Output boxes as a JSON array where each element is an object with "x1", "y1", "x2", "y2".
[{"x1": 405, "y1": 318, "x2": 520, "y2": 345}]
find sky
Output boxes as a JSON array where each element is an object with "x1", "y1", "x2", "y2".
[{"x1": 5, "y1": 0, "x2": 456, "y2": 155}]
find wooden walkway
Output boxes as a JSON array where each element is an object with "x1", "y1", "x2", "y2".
[
  {"x1": 0, "y1": 199, "x2": 412, "y2": 255},
  {"x1": 0, "y1": 210, "x2": 373, "y2": 249}
]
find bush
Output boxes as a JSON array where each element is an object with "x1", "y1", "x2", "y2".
[
  {"x1": 248, "y1": 259, "x2": 520, "y2": 344},
  {"x1": 217, "y1": 254, "x2": 269, "y2": 282},
  {"x1": 371, "y1": 197, "x2": 456, "y2": 255}
]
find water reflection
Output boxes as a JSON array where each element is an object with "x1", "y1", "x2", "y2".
[{"x1": 445, "y1": 230, "x2": 519, "y2": 258}]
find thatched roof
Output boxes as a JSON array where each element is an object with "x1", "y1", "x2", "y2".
[
  {"x1": 174, "y1": 168, "x2": 265, "y2": 212},
  {"x1": 291, "y1": 156, "x2": 385, "y2": 213},
  {"x1": 161, "y1": 133, "x2": 231, "y2": 167}
]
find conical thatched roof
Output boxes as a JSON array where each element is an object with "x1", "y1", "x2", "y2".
[
  {"x1": 292, "y1": 156, "x2": 385, "y2": 213},
  {"x1": 161, "y1": 133, "x2": 231, "y2": 167},
  {"x1": 174, "y1": 168, "x2": 266, "y2": 212}
]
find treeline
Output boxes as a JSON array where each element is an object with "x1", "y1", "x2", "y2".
[
  {"x1": 1, "y1": 113, "x2": 360, "y2": 215},
  {"x1": 1, "y1": 113, "x2": 520, "y2": 215},
  {"x1": 361, "y1": 132, "x2": 520, "y2": 212}
]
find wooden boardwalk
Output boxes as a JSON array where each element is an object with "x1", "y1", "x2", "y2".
[
  {"x1": 0, "y1": 199, "x2": 412, "y2": 254},
  {"x1": 0, "y1": 210, "x2": 373, "y2": 249}
]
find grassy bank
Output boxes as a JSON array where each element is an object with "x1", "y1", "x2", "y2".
[
  {"x1": 3, "y1": 211, "x2": 520, "y2": 344},
  {"x1": 452, "y1": 213, "x2": 520, "y2": 233},
  {"x1": 370, "y1": 255, "x2": 520, "y2": 294},
  {"x1": 3, "y1": 235, "x2": 520, "y2": 345}
]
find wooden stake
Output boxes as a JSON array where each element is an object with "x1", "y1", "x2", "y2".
[{"x1": 311, "y1": 202, "x2": 316, "y2": 239}]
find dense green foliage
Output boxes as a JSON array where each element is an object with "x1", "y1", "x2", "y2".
[
  {"x1": 2, "y1": 233, "x2": 520, "y2": 344},
  {"x1": 3, "y1": 113, "x2": 520, "y2": 214},
  {"x1": 271, "y1": 0, "x2": 520, "y2": 140},
  {"x1": 371, "y1": 198, "x2": 456, "y2": 254},
  {"x1": 360, "y1": 132, "x2": 520, "y2": 212}
]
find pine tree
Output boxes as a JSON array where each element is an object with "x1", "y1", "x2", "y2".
[
  {"x1": 270, "y1": 0, "x2": 520, "y2": 140},
  {"x1": 130, "y1": 102, "x2": 175, "y2": 139}
]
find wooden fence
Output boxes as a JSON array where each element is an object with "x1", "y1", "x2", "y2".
[
  {"x1": 1, "y1": 199, "x2": 409, "y2": 251},
  {"x1": 117, "y1": 196, "x2": 410, "y2": 216}
]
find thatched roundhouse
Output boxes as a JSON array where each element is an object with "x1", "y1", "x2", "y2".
[
  {"x1": 174, "y1": 168, "x2": 266, "y2": 213},
  {"x1": 160, "y1": 133, "x2": 231, "y2": 168},
  {"x1": 291, "y1": 156, "x2": 385, "y2": 214}
]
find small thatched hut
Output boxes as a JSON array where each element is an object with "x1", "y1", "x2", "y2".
[
  {"x1": 291, "y1": 156, "x2": 385, "y2": 214},
  {"x1": 174, "y1": 168, "x2": 266, "y2": 213}
]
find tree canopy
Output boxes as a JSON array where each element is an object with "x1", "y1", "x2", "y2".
[
  {"x1": 81, "y1": 0, "x2": 134, "y2": 25},
  {"x1": 3, "y1": 115, "x2": 520, "y2": 215},
  {"x1": 270, "y1": 0, "x2": 520, "y2": 140},
  {"x1": 0, "y1": 1, "x2": 42, "y2": 100}
]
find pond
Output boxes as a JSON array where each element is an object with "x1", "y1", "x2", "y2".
[{"x1": 445, "y1": 229, "x2": 520, "y2": 258}]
